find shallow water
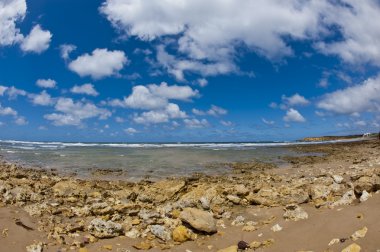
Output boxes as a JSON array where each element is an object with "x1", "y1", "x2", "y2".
[{"x1": 0, "y1": 139, "x2": 358, "y2": 181}]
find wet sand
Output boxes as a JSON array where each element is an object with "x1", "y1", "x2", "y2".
[{"x1": 0, "y1": 139, "x2": 380, "y2": 252}]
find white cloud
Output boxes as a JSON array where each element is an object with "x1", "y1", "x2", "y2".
[
  {"x1": 36, "y1": 79, "x2": 56, "y2": 88},
  {"x1": 133, "y1": 103, "x2": 187, "y2": 125},
  {"x1": 15, "y1": 116, "x2": 27, "y2": 125},
  {"x1": 184, "y1": 118, "x2": 209, "y2": 128},
  {"x1": 29, "y1": 91, "x2": 54, "y2": 106},
  {"x1": 0, "y1": 103, "x2": 17, "y2": 116},
  {"x1": 71, "y1": 83, "x2": 99, "y2": 96},
  {"x1": 317, "y1": 76, "x2": 380, "y2": 114},
  {"x1": 101, "y1": 0, "x2": 380, "y2": 77},
  {"x1": 60, "y1": 44, "x2": 76, "y2": 61},
  {"x1": 115, "y1": 116, "x2": 125, "y2": 123},
  {"x1": 0, "y1": 86, "x2": 8, "y2": 96},
  {"x1": 283, "y1": 108, "x2": 306, "y2": 123},
  {"x1": 196, "y1": 78, "x2": 208, "y2": 87},
  {"x1": 110, "y1": 82, "x2": 198, "y2": 110},
  {"x1": 68, "y1": 48, "x2": 128, "y2": 79},
  {"x1": 0, "y1": 0, "x2": 26, "y2": 46},
  {"x1": 44, "y1": 98, "x2": 111, "y2": 126},
  {"x1": 354, "y1": 120, "x2": 367, "y2": 127},
  {"x1": 20, "y1": 25, "x2": 52, "y2": 53},
  {"x1": 124, "y1": 127, "x2": 138, "y2": 135},
  {"x1": 6, "y1": 86, "x2": 27, "y2": 99},
  {"x1": 192, "y1": 105, "x2": 227, "y2": 117},
  {"x1": 220, "y1": 120, "x2": 233, "y2": 127},
  {"x1": 282, "y1": 93, "x2": 310, "y2": 106},
  {"x1": 262, "y1": 118, "x2": 275, "y2": 125}
]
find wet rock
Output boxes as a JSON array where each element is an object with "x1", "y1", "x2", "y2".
[
  {"x1": 179, "y1": 208, "x2": 217, "y2": 233},
  {"x1": 271, "y1": 224, "x2": 282, "y2": 232},
  {"x1": 217, "y1": 245, "x2": 238, "y2": 252},
  {"x1": 150, "y1": 225, "x2": 171, "y2": 241},
  {"x1": 283, "y1": 204, "x2": 308, "y2": 221},
  {"x1": 88, "y1": 218, "x2": 123, "y2": 238},
  {"x1": 341, "y1": 243, "x2": 361, "y2": 252},
  {"x1": 351, "y1": 227, "x2": 367, "y2": 241},
  {"x1": 172, "y1": 225, "x2": 193, "y2": 243},
  {"x1": 359, "y1": 190, "x2": 371, "y2": 202}
]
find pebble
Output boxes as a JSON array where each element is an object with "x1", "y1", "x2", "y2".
[{"x1": 271, "y1": 224, "x2": 283, "y2": 232}]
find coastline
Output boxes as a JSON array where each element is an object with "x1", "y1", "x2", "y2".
[{"x1": 0, "y1": 139, "x2": 379, "y2": 251}]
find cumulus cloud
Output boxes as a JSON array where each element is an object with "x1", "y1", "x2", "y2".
[
  {"x1": 70, "y1": 83, "x2": 99, "y2": 96},
  {"x1": 0, "y1": 103, "x2": 17, "y2": 116},
  {"x1": 100, "y1": 0, "x2": 380, "y2": 78},
  {"x1": 20, "y1": 25, "x2": 52, "y2": 53},
  {"x1": 220, "y1": 120, "x2": 233, "y2": 127},
  {"x1": 0, "y1": 86, "x2": 8, "y2": 96},
  {"x1": 282, "y1": 93, "x2": 310, "y2": 106},
  {"x1": 110, "y1": 82, "x2": 198, "y2": 110},
  {"x1": 15, "y1": 116, "x2": 27, "y2": 125},
  {"x1": 0, "y1": 0, "x2": 26, "y2": 46},
  {"x1": 5, "y1": 86, "x2": 27, "y2": 99},
  {"x1": 317, "y1": 76, "x2": 380, "y2": 114},
  {"x1": 184, "y1": 118, "x2": 209, "y2": 128},
  {"x1": 68, "y1": 48, "x2": 128, "y2": 79},
  {"x1": 283, "y1": 108, "x2": 306, "y2": 123},
  {"x1": 133, "y1": 103, "x2": 187, "y2": 124},
  {"x1": 124, "y1": 127, "x2": 138, "y2": 135},
  {"x1": 262, "y1": 118, "x2": 275, "y2": 125},
  {"x1": 60, "y1": 44, "x2": 76, "y2": 61},
  {"x1": 44, "y1": 98, "x2": 111, "y2": 126},
  {"x1": 36, "y1": 79, "x2": 56, "y2": 88},
  {"x1": 29, "y1": 91, "x2": 54, "y2": 106}
]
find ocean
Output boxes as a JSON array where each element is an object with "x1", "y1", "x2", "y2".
[{"x1": 0, "y1": 139, "x2": 358, "y2": 181}]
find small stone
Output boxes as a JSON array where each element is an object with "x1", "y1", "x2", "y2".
[
  {"x1": 332, "y1": 175, "x2": 344, "y2": 184},
  {"x1": 26, "y1": 243, "x2": 43, "y2": 252},
  {"x1": 180, "y1": 208, "x2": 217, "y2": 233},
  {"x1": 271, "y1": 224, "x2": 283, "y2": 232},
  {"x1": 283, "y1": 204, "x2": 308, "y2": 221},
  {"x1": 226, "y1": 195, "x2": 241, "y2": 204},
  {"x1": 217, "y1": 245, "x2": 238, "y2": 252},
  {"x1": 249, "y1": 241, "x2": 261, "y2": 249},
  {"x1": 125, "y1": 228, "x2": 140, "y2": 239},
  {"x1": 237, "y1": 241, "x2": 249, "y2": 250},
  {"x1": 328, "y1": 238, "x2": 340, "y2": 246},
  {"x1": 350, "y1": 227, "x2": 367, "y2": 241},
  {"x1": 341, "y1": 243, "x2": 361, "y2": 252},
  {"x1": 103, "y1": 245, "x2": 113, "y2": 250},
  {"x1": 231, "y1": 216, "x2": 245, "y2": 226},
  {"x1": 150, "y1": 225, "x2": 171, "y2": 241},
  {"x1": 172, "y1": 225, "x2": 192, "y2": 243},
  {"x1": 359, "y1": 190, "x2": 371, "y2": 202},
  {"x1": 199, "y1": 197, "x2": 210, "y2": 210}
]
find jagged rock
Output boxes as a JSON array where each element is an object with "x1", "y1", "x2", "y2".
[
  {"x1": 309, "y1": 184, "x2": 331, "y2": 200},
  {"x1": 226, "y1": 195, "x2": 241, "y2": 204},
  {"x1": 178, "y1": 185, "x2": 218, "y2": 208},
  {"x1": 150, "y1": 225, "x2": 171, "y2": 241},
  {"x1": 341, "y1": 243, "x2": 361, "y2": 252},
  {"x1": 179, "y1": 208, "x2": 217, "y2": 233},
  {"x1": 359, "y1": 190, "x2": 371, "y2": 202},
  {"x1": 199, "y1": 196, "x2": 210, "y2": 210},
  {"x1": 217, "y1": 245, "x2": 238, "y2": 252},
  {"x1": 234, "y1": 184, "x2": 249, "y2": 196},
  {"x1": 351, "y1": 227, "x2": 367, "y2": 241},
  {"x1": 172, "y1": 225, "x2": 193, "y2": 242},
  {"x1": 332, "y1": 190, "x2": 356, "y2": 207},
  {"x1": 283, "y1": 204, "x2": 308, "y2": 221},
  {"x1": 125, "y1": 228, "x2": 140, "y2": 239},
  {"x1": 353, "y1": 175, "x2": 380, "y2": 194},
  {"x1": 138, "y1": 179, "x2": 186, "y2": 203},
  {"x1": 332, "y1": 175, "x2": 344, "y2": 184},
  {"x1": 88, "y1": 218, "x2": 123, "y2": 238},
  {"x1": 231, "y1": 216, "x2": 245, "y2": 226}
]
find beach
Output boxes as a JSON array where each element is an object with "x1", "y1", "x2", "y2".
[{"x1": 0, "y1": 139, "x2": 379, "y2": 252}]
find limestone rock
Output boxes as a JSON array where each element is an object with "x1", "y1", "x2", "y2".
[
  {"x1": 332, "y1": 175, "x2": 344, "y2": 184},
  {"x1": 172, "y1": 225, "x2": 193, "y2": 242},
  {"x1": 359, "y1": 190, "x2": 371, "y2": 202},
  {"x1": 283, "y1": 204, "x2": 308, "y2": 221},
  {"x1": 341, "y1": 243, "x2": 361, "y2": 252},
  {"x1": 150, "y1": 225, "x2": 171, "y2": 241},
  {"x1": 351, "y1": 227, "x2": 367, "y2": 241},
  {"x1": 26, "y1": 242, "x2": 43, "y2": 252},
  {"x1": 88, "y1": 218, "x2": 123, "y2": 238},
  {"x1": 271, "y1": 224, "x2": 282, "y2": 232},
  {"x1": 138, "y1": 179, "x2": 186, "y2": 203},
  {"x1": 353, "y1": 175, "x2": 380, "y2": 194},
  {"x1": 332, "y1": 190, "x2": 356, "y2": 207},
  {"x1": 179, "y1": 208, "x2": 217, "y2": 233},
  {"x1": 309, "y1": 184, "x2": 331, "y2": 200},
  {"x1": 231, "y1": 215, "x2": 245, "y2": 226}
]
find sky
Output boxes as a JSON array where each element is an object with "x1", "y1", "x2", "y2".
[{"x1": 1, "y1": 0, "x2": 380, "y2": 142}]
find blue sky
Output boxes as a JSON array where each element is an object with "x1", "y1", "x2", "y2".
[{"x1": 1, "y1": 0, "x2": 380, "y2": 142}]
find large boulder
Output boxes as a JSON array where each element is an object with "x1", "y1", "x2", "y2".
[
  {"x1": 179, "y1": 208, "x2": 217, "y2": 233},
  {"x1": 353, "y1": 175, "x2": 380, "y2": 194},
  {"x1": 88, "y1": 218, "x2": 123, "y2": 238}
]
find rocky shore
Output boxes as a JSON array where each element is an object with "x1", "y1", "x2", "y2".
[{"x1": 0, "y1": 140, "x2": 380, "y2": 251}]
